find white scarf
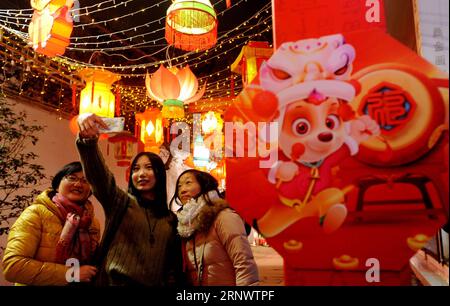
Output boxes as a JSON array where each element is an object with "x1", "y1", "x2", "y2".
[{"x1": 176, "y1": 196, "x2": 207, "y2": 238}]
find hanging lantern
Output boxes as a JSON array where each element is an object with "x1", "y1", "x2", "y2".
[
  {"x1": 107, "y1": 132, "x2": 138, "y2": 167},
  {"x1": 28, "y1": 0, "x2": 74, "y2": 57},
  {"x1": 146, "y1": 65, "x2": 206, "y2": 119},
  {"x1": 135, "y1": 108, "x2": 164, "y2": 153},
  {"x1": 78, "y1": 68, "x2": 120, "y2": 118},
  {"x1": 231, "y1": 41, "x2": 273, "y2": 87},
  {"x1": 211, "y1": 159, "x2": 226, "y2": 180},
  {"x1": 211, "y1": 158, "x2": 226, "y2": 189},
  {"x1": 184, "y1": 155, "x2": 195, "y2": 168},
  {"x1": 69, "y1": 115, "x2": 79, "y2": 135},
  {"x1": 202, "y1": 111, "x2": 223, "y2": 134},
  {"x1": 165, "y1": 0, "x2": 218, "y2": 51},
  {"x1": 202, "y1": 111, "x2": 224, "y2": 159}
]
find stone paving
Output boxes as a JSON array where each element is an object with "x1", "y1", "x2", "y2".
[{"x1": 251, "y1": 245, "x2": 285, "y2": 286}]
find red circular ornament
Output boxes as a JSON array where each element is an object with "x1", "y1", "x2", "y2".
[
  {"x1": 253, "y1": 90, "x2": 279, "y2": 119},
  {"x1": 351, "y1": 64, "x2": 446, "y2": 166}
]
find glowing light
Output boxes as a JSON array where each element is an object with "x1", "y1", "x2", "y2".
[
  {"x1": 146, "y1": 64, "x2": 206, "y2": 118},
  {"x1": 165, "y1": 0, "x2": 218, "y2": 51},
  {"x1": 78, "y1": 68, "x2": 120, "y2": 118},
  {"x1": 28, "y1": 0, "x2": 74, "y2": 57},
  {"x1": 135, "y1": 108, "x2": 164, "y2": 153}
]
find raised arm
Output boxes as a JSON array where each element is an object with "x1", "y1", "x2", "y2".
[{"x1": 76, "y1": 113, "x2": 128, "y2": 216}]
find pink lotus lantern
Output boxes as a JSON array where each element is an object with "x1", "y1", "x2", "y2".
[{"x1": 146, "y1": 65, "x2": 206, "y2": 119}]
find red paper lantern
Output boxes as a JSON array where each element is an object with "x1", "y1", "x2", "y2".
[
  {"x1": 231, "y1": 41, "x2": 273, "y2": 87},
  {"x1": 69, "y1": 115, "x2": 79, "y2": 135},
  {"x1": 107, "y1": 132, "x2": 138, "y2": 167},
  {"x1": 135, "y1": 108, "x2": 164, "y2": 153}
]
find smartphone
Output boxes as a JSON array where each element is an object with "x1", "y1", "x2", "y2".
[{"x1": 98, "y1": 117, "x2": 125, "y2": 134}]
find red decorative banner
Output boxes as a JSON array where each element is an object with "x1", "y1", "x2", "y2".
[
  {"x1": 272, "y1": 0, "x2": 386, "y2": 48},
  {"x1": 225, "y1": 28, "x2": 448, "y2": 285}
]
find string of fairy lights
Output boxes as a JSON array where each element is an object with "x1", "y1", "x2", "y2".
[
  {"x1": 0, "y1": 9, "x2": 272, "y2": 95},
  {"x1": 57, "y1": 14, "x2": 272, "y2": 74},
  {"x1": 0, "y1": 0, "x2": 235, "y2": 21},
  {"x1": 5, "y1": 1, "x2": 273, "y2": 82},
  {"x1": 0, "y1": 0, "x2": 270, "y2": 46},
  {"x1": 0, "y1": 0, "x2": 273, "y2": 131},
  {"x1": 0, "y1": 0, "x2": 141, "y2": 14},
  {"x1": 54, "y1": 1, "x2": 271, "y2": 64},
  {"x1": 1, "y1": 34, "x2": 268, "y2": 104},
  {"x1": 0, "y1": 0, "x2": 248, "y2": 39}
]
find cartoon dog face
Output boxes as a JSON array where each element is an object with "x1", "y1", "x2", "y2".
[
  {"x1": 260, "y1": 34, "x2": 356, "y2": 93},
  {"x1": 279, "y1": 98, "x2": 347, "y2": 163}
]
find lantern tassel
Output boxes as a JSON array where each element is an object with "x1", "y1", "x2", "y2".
[
  {"x1": 91, "y1": 80, "x2": 95, "y2": 105},
  {"x1": 71, "y1": 83, "x2": 76, "y2": 114},
  {"x1": 115, "y1": 85, "x2": 121, "y2": 116},
  {"x1": 226, "y1": 0, "x2": 231, "y2": 8}
]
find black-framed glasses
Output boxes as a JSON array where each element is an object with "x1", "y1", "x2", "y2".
[{"x1": 64, "y1": 175, "x2": 89, "y2": 185}]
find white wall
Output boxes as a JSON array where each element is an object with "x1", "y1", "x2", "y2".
[{"x1": 0, "y1": 97, "x2": 130, "y2": 286}]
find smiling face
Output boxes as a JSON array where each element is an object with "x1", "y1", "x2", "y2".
[
  {"x1": 279, "y1": 98, "x2": 346, "y2": 163},
  {"x1": 57, "y1": 171, "x2": 91, "y2": 204},
  {"x1": 177, "y1": 172, "x2": 202, "y2": 205},
  {"x1": 131, "y1": 155, "x2": 156, "y2": 197}
]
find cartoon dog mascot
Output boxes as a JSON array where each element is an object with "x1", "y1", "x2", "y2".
[{"x1": 252, "y1": 34, "x2": 380, "y2": 237}]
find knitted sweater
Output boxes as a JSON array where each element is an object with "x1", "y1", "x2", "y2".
[{"x1": 76, "y1": 137, "x2": 182, "y2": 286}]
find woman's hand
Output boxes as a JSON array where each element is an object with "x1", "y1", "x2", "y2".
[
  {"x1": 77, "y1": 113, "x2": 109, "y2": 139},
  {"x1": 79, "y1": 265, "x2": 98, "y2": 282}
]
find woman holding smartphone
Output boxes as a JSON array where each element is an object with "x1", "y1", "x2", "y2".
[{"x1": 76, "y1": 114, "x2": 184, "y2": 286}]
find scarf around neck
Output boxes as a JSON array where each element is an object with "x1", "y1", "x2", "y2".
[
  {"x1": 53, "y1": 193, "x2": 93, "y2": 264},
  {"x1": 176, "y1": 196, "x2": 207, "y2": 238}
]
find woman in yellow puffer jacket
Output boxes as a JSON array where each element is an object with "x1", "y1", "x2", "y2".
[{"x1": 2, "y1": 161, "x2": 100, "y2": 286}]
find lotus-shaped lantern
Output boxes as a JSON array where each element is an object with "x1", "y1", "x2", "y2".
[{"x1": 146, "y1": 65, "x2": 206, "y2": 119}]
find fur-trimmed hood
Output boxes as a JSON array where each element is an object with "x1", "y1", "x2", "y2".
[{"x1": 177, "y1": 197, "x2": 229, "y2": 238}]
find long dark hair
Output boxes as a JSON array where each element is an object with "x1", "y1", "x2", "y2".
[
  {"x1": 128, "y1": 152, "x2": 168, "y2": 215},
  {"x1": 170, "y1": 169, "x2": 221, "y2": 208}
]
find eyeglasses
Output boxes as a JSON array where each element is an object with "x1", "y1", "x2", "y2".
[{"x1": 64, "y1": 175, "x2": 89, "y2": 185}]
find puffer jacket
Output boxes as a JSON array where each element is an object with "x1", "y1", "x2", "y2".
[
  {"x1": 178, "y1": 198, "x2": 259, "y2": 286},
  {"x1": 2, "y1": 189, "x2": 100, "y2": 286}
]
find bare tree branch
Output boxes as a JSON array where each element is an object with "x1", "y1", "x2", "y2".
[{"x1": 0, "y1": 96, "x2": 46, "y2": 244}]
